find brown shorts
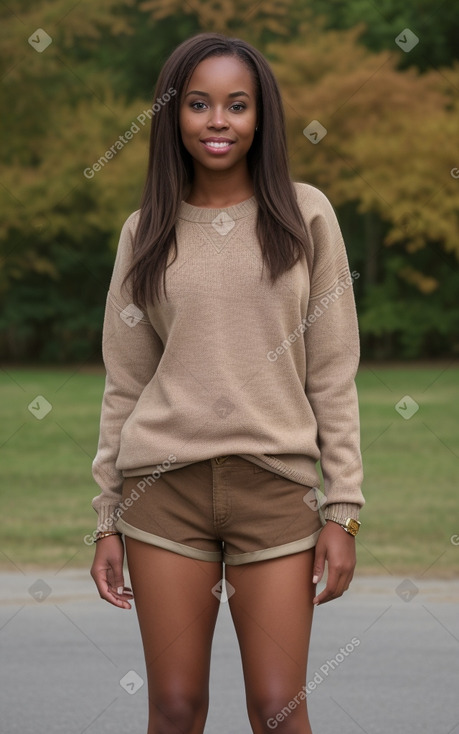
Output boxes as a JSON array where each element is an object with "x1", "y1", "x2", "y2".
[{"x1": 115, "y1": 455, "x2": 324, "y2": 565}]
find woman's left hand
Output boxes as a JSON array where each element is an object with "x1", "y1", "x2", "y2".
[{"x1": 312, "y1": 520, "x2": 356, "y2": 606}]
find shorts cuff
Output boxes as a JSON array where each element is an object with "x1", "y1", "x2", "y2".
[
  {"x1": 115, "y1": 518, "x2": 222, "y2": 563},
  {"x1": 223, "y1": 529, "x2": 323, "y2": 566}
]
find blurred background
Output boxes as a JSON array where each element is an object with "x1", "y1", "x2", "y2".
[{"x1": 1, "y1": 0, "x2": 458, "y2": 574}]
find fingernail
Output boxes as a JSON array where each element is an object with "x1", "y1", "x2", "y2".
[
  {"x1": 117, "y1": 586, "x2": 123, "y2": 594},
  {"x1": 312, "y1": 575, "x2": 318, "y2": 584},
  {"x1": 313, "y1": 601, "x2": 319, "y2": 607}
]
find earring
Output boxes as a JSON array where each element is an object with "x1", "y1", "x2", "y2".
[{"x1": 255, "y1": 126, "x2": 259, "y2": 131}]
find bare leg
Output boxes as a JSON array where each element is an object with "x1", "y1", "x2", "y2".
[
  {"x1": 226, "y1": 549, "x2": 316, "y2": 733},
  {"x1": 124, "y1": 537, "x2": 222, "y2": 734}
]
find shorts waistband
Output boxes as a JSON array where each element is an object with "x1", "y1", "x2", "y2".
[{"x1": 211, "y1": 455, "x2": 243, "y2": 466}]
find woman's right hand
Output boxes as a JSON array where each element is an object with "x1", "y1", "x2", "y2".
[{"x1": 90, "y1": 534, "x2": 134, "y2": 609}]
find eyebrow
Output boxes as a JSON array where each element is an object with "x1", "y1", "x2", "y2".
[{"x1": 185, "y1": 90, "x2": 250, "y2": 99}]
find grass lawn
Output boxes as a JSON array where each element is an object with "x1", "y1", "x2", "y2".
[{"x1": 0, "y1": 362, "x2": 458, "y2": 576}]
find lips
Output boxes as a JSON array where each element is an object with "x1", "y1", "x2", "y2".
[
  {"x1": 200, "y1": 137, "x2": 235, "y2": 154},
  {"x1": 199, "y1": 138, "x2": 235, "y2": 156}
]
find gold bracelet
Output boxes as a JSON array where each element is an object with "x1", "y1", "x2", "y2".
[{"x1": 94, "y1": 531, "x2": 122, "y2": 542}]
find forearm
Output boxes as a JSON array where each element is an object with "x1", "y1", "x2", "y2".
[
  {"x1": 305, "y1": 293, "x2": 363, "y2": 500},
  {"x1": 91, "y1": 213, "x2": 164, "y2": 532}
]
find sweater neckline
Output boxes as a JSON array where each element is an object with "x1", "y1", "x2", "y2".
[{"x1": 178, "y1": 194, "x2": 257, "y2": 222}]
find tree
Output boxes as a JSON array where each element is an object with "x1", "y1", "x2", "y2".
[
  {"x1": 0, "y1": 0, "x2": 146, "y2": 360},
  {"x1": 304, "y1": 0, "x2": 459, "y2": 71},
  {"x1": 1, "y1": 0, "x2": 458, "y2": 360},
  {"x1": 267, "y1": 23, "x2": 459, "y2": 356}
]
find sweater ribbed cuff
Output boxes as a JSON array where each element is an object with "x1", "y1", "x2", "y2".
[
  {"x1": 323, "y1": 503, "x2": 361, "y2": 524},
  {"x1": 95, "y1": 502, "x2": 121, "y2": 534}
]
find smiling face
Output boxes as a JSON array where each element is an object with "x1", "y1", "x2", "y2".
[{"x1": 179, "y1": 54, "x2": 258, "y2": 177}]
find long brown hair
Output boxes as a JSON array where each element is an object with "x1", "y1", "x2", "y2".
[{"x1": 123, "y1": 32, "x2": 312, "y2": 309}]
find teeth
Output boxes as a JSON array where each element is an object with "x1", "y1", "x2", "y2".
[{"x1": 205, "y1": 141, "x2": 232, "y2": 148}]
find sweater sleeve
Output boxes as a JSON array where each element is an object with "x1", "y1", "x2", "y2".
[
  {"x1": 91, "y1": 212, "x2": 164, "y2": 532},
  {"x1": 300, "y1": 188, "x2": 364, "y2": 523}
]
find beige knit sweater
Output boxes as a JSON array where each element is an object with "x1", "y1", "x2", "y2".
[{"x1": 91, "y1": 182, "x2": 364, "y2": 533}]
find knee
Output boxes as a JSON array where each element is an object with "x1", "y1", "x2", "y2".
[
  {"x1": 149, "y1": 689, "x2": 207, "y2": 733},
  {"x1": 248, "y1": 690, "x2": 308, "y2": 733}
]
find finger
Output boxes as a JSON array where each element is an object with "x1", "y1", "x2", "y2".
[
  {"x1": 314, "y1": 568, "x2": 347, "y2": 606},
  {"x1": 312, "y1": 544, "x2": 326, "y2": 586},
  {"x1": 106, "y1": 577, "x2": 134, "y2": 597},
  {"x1": 106, "y1": 566, "x2": 126, "y2": 596},
  {"x1": 105, "y1": 564, "x2": 134, "y2": 601},
  {"x1": 111, "y1": 587, "x2": 134, "y2": 601},
  {"x1": 101, "y1": 582, "x2": 133, "y2": 609},
  {"x1": 94, "y1": 571, "x2": 133, "y2": 609},
  {"x1": 110, "y1": 586, "x2": 134, "y2": 599}
]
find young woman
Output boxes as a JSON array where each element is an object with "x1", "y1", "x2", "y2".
[{"x1": 90, "y1": 32, "x2": 364, "y2": 734}]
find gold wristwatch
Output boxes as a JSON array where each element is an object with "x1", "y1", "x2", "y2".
[{"x1": 328, "y1": 517, "x2": 361, "y2": 536}]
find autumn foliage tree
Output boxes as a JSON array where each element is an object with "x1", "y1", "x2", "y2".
[
  {"x1": 1, "y1": 0, "x2": 458, "y2": 360},
  {"x1": 0, "y1": 0, "x2": 149, "y2": 360},
  {"x1": 266, "y1": 22, "x2": 459, "y2": 356}
]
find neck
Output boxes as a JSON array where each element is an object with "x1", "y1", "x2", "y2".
[{"x1": 185, "y1": 162, "x2": 254, "y2": 208}]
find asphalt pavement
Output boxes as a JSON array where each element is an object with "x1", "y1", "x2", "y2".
[{"x1": 1, "y1": 569, "x2": 458, "y2": 734}]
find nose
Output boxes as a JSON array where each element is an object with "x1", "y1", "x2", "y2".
[{"x1": 207, "y1": 105, "x2": 228, "y2": 129}]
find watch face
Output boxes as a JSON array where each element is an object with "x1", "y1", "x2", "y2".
[{"x1": 346, "y1": 519, "x2": 360, "y2": 536}]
